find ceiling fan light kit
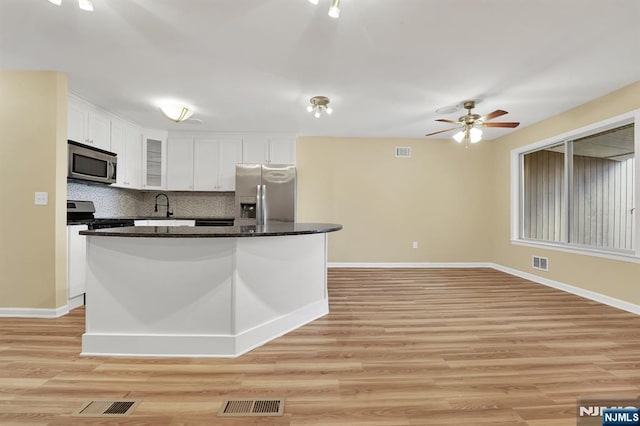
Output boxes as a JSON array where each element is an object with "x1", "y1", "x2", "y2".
[
  {"x1": 307, "y1": 96, "x2": 332, "y2": 118},
  {"x1": 426, "y1": 100, "x2": 520, "y2": 147},
  {"x1": 47, "y1": 0, "x2": 93, "y2": 11},
  {"x1": 308, "y1": 0, "x2": 341, "y2": 18}
]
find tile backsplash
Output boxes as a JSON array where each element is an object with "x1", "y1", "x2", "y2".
[
  {"x1": 68, "y1": 182, "x2": 235, "y2": 218},
  {"x1": 138, "y1": 191, "x2": 235, "y2": 217}
]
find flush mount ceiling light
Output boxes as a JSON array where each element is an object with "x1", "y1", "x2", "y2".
[
  {"x1": 160, "y1": 104, "x2": 194, "y2": 122},
  {"x1": 47, "y1": 0, "x2": 94, "y2": 11},
  {"x1": 307, "y1": 0, "x2": 341, "y2": 18},
  {"x1": 307, "y1": 96, "x2": 332, "y2": 118}
]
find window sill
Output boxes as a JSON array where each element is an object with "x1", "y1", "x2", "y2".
[{"x1": 511, "y1": 239, "x2": 640, "y2": 264}]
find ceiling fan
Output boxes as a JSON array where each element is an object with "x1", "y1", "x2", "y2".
[{"x1": 425, "y1": 100, "x2": 520, "y2": 146}]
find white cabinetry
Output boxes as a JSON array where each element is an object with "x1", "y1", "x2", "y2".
[
  {"x1": 269, "y1": 138, "x2": 296, "y2": 164},
  {"x1": 241, "y1": 136, "x2": 295, "y2": 164},
  {"x1": 218, "y1": 138, "x2": 243, "y2": 190},
  {"x1": 194, "y1": 137, "x2": 242, "y2": 191},
  {"x1": 142, "y1": 129, "x2": 168, "y2": 190},
  {"x1": 67, "y1": 96, "x2": 111, "y2": 151},
  {"x1": 110, "y1": 118, "x2": 142, "y2": 189},
  {"x1": 242, "y1": 137, "x2": 269, "y2": 164},
  {"x1": 193, "y1": 139, "x2": 218, "y2": 190},
  {"x1": 67, "y1": 224, "x2": 87, "y2": 301},
  {"x1": 167, "y1": 138, "x2": 195, "y2": 190},
  {"x1": 166, "y1": 137, "x2": 242, "y2": 191}
]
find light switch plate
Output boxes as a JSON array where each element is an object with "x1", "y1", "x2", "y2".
[{"x1": 34, "y1": 192, "x2": 48, "y2": 205}]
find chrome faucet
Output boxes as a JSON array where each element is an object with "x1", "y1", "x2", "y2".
[{"x1": 154, "y1": 193, "x2": 173, "y2": 218}]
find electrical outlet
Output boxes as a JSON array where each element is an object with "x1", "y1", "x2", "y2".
[{"x1": 412, "y1": 241, "x2": 418, "y2": 249}]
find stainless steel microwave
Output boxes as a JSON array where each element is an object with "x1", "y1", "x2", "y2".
[{"x1": 67, "y1": 140, "x2": 117, "y2": 184}]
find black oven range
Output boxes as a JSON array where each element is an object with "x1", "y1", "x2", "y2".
[{"x1": 67, "y1": 200, "x2": 134, "y2": 229}]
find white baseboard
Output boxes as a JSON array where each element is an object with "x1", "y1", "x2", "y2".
[
  {"x1": 489, "y1": 263, "x2": 640, "y2": 316},
  {"x1": 81, "y1": 299, "x2": 329, "y2": 358},
  {"x1": 328, "y1": 262, "x2": 640, "y2": 316},
  {"x1": 0, "y1": 305, "x2": 69, "y2": 318},
  {"x1": 328, "y1": 262, "x2": 493, "y2": 268},
  {"x1": 68, "y1": 294, "x2": 85, "y2": 311}
]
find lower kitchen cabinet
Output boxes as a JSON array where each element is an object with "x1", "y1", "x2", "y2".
[{"x1": 67, "y1": 224, "x2": 87, "y2": 301}]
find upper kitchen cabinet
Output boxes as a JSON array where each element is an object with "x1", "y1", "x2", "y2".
[
  {"x1": 142, "y1": 128, "x2": 168, "y2": 190},
  {"x1": 68, "y1": 95, "x2": 111, "y2": 151},
  {"x1": 166, "y1": 136, "x2": 241, "y2": 191},
  {"x1": 194, "y1": 136, "x2": 242, "y2": 191},
  {"x1": 217, "y1": 137, "x2": 243, "y2": 190},
  {"x1": 269, "y1": 137, "x2": 296, "y2": 164},
  {"x1": 110, "y1": 118, "x2": 142, "y2": 189},
  {"x1": 167, "y1": 138, "x2": 195, "y2": 190},
  {"x1": 193, "y1": 137, "x2": 242, "y2": 191},
  {"x1": 241, "y1": 135, "x2": 296, "y2": 165}
]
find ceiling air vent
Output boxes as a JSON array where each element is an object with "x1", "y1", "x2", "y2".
[
  {"x1": 395, "y1": 146, "x2": 411, "y2": 158},
  {"x1": 532, "y1": 256, "x2": 549, "y2": 271}
]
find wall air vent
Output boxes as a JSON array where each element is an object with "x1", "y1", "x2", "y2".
[
  {"x1": 532, "y1": 256, "x2": 549, "y2": 271},
  {"x1": 395, "y1": 147, "x2": 411, "y2": 158}
]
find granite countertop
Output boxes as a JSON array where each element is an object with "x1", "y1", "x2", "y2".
[
  {"x1": 96, "y1": 216, "x2": 235, "y2": 220},
  {"x1": 79, "y1": 222, "x2": 342, "y2": 238}
]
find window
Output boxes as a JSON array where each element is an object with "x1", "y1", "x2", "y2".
[{"x1": 513, "y1": 113, "x2": 638, "y2": 259}]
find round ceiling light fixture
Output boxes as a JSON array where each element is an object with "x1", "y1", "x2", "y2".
[{"x1": 160, "y1": 103, "x2": 194, "y2": 122}]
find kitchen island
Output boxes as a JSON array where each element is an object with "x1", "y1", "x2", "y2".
[{"x1": 79, "y1": 223, "x2": 341, "y2": 358}]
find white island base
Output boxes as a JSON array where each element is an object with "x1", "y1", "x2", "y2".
[{"x1": 82, "y1": 233, "x2": 329, "y2": 358}]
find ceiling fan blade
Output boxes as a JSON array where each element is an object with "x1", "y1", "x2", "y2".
[
  {"x1": 481, "y1": 109, "x2": 508, "y2": 121},
  {"x1": 435, "y1": 119, "x2": 459, "y2": 124},
  {"x1": 425, "y1": 127, "x2": 461, "y2": 136},
  {"x1": 482, "y1": 122, "x2": 520, "y2": 128}
]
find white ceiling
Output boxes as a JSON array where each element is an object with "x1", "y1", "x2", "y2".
[{"x1": 1, "y1": 0, "x2": 639, "y2": 139}]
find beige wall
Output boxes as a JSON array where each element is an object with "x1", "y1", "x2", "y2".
[
  {"x1": 297, "y1": 81, "x2": 639, "y2": 307},
  {"x1": 0, "y1": 71, "x2": 68, "y2": 309},
  {"x1": 489, "y1": 81, "x2": 640, "y2": 305},
  {"x1": 296, "y1": 136, "x2": 495, "y2": 263}
]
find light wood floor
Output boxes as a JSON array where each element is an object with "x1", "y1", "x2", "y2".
[{"x1": 1, "y1": 268, "x2": 639, "y2": 425}]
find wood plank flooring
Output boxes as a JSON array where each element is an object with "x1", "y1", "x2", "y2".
[{"x1": 1, "y1": 268, "x2": 639, "y2": 425}]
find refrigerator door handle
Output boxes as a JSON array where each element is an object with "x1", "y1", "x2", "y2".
[
  {"x1": 256, "y1": 184, "x2": 263, "y2": 225},
  {"x1": 261, "y1": 184, "x2": 267, "y2": 224},
  {"x1": 256, "y1": 184, "x2": 267, "y2": 226}
]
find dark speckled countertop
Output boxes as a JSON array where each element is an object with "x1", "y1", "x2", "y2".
[
  {"x1": 96, "y1": 216, "x2": 234, "y2": 220},
  {"x1": 79, "y1": 222, "x2": 342, "y2": 238}
]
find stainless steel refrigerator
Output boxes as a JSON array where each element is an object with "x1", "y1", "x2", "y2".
[{"x1": 235, "y1": 164, "x2": 296, "y2": 226}]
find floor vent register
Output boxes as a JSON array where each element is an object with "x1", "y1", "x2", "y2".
[
  {"x1": 218, "y1": 399, "x2": 285, "y2": 417},
  {"x1": 72, "y1": 400, "x2": 140, "y2": 417}
]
